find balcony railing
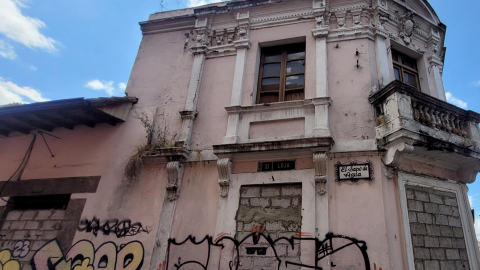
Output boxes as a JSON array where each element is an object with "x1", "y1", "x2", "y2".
[{"x1": 369, "y1": 80, "x2": 480, "y2": 155}]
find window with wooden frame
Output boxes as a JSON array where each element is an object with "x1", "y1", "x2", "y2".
[
  {"x1": 392, "y1": 50, "x2": 421, "y2": 90},
  {"x1": 256, "y1": 43, "x2": 306, "y2": 104}
]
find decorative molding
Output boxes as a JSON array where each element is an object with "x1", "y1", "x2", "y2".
[
  {"x1": 398, "y1": 11, "x2": 417, "y2": 45},
  {"x1": 313, "y1": 152, "x2": 327, "y2": 195},
  {"x1": 217, "y1": 158, "x2": 232, "y2": 197},
  {"x1": 383, "y1": 165, "x2": 394, "y2": 179},
  {"x1": 334, "y1": 11, "x2": 347, "y2": 29},
  {"x1": 166, "y1": 161, "x2": 184, "y2": 201},
  {"x1": 383, "y1": 141, "x2": 414, "y2": 166}
]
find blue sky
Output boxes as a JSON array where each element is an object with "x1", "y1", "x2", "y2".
[{"x1": 1, "y1": 0, "x2": 480, "y2": 236}]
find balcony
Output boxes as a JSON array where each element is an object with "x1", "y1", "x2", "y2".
[{"x1": 369, "y1": 81, "x2": 480, "y2": 182}]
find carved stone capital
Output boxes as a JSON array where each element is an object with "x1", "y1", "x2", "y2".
[
  {"x1": 217, "y1": 158, "x2": 232, "y2": 197},
  {"x1": 179, "y1": 110, "x2": 197, "y2": 120},
  {"x1": 383, "y1": 142, "x2": 414, "y2": 167},
  {"x1": 312, "y1": 27, "x2": 329, "y2": 38},
  {"x1": 313, "y1": 152, "x2": 328, "y2": 195},
  {"x1": 234, "y1": 39, "x2": 251, "y2": 49},
  {"x1": 166, "y1": 161, "x2": 184, "y2": 201}
]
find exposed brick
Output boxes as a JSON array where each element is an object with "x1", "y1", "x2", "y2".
[
  {"x1": 451, "y1": 206, "x2": 460, "y2": 217},
  {"x1": 412, "y1": 235, "x2": 424, "y2": 247},
  {"x1": 50, "y1": 210, "x2": 65, "y2": 220},
  {"x1": 430, "y1": 249, "x2": 445, "y2": 260},
  {"x1": 406, "y1": 189, "x2": 415, "y2": 199},
  {"x1": 0, "y1": 231, "x2": 14, "y2": 240},
  {"x1": 444, "y1": 198, "x2": 457, "y2": 206},
  {"x1": 282, "y1": 186, "x2": 302, "y2": 196},
  {"x1": 35, "y1": 210, "x2": 52, "y2": 220},
  {"x1": 435, "y1": 215, "x2": 448, "y2": 225},
  {"x1": 1, "y1": 221, "x2": 10, "y2": 230},
  {"x1": 250, "y1": 198, "x2": 269, "y2": 208},
  {"x1": 439, "y1": 205, "x2": 453, "y2": 215},
  {"x1": 424, "y1": 203, "x2": 439, "y2": 214},
  {"x1": 10, "y1": 221, "x2": 26, "y2": 230},
  {"x1": 445, "y1": 249, "x2": 460, "y2": 260},
  {"x1": 448, "y1": 217, "x2": 461, "y2": 227},
  {"x1": 409, "y1": 212, "x2": 417, "y2": 223},
  {"x1": 424, "y1": 236, "x2": 439, "y2": 247},
  {"x1": 454, "y1": 261, "x2": 469, "y2": 270},
  {"x1": 292, "y1": 198, "x2": 299, "y2": 207},
  {"x1": 429, "y1": 193, "x2": 443, "y2": 204},
  {"x1": 440, "y1": 226, "x2": 453, "y2": 237},
  {"x1": 417, "y1": 213, "x2": 432, "y2": 224},
  {"x1": 6, "y1": 211, "x2": 22, "y2": 221},
  {"x1": 439, "y1": 237, "x2": 452, "y2": 248},
  {"x1": 19, "y1": 211, "x2": 37, "y2": 220},
  {"x1": 459, "y1": 249, "x2": 468, "y2": 260},
  {"x1": 278, "y1": 232, "x2": 296, "y2": 238},
  {"x1": 452, "y1": 238, "x2": 466, "y2": 249},
  {"x1": 408, "y1": 200, "x2": 424, "y2": 212},
  {"x1": 261, "y1": 187, "x2": 280, "y2": 197},
  {"x1": 410, "y1": 223, "x2": 426, "y2": 235},
  {"x1": 240, "y1": 199, "x2": 249, "y2": 206},
  {"x1": 426, "y1": 225, "x2": 441, "y2": 236},
  {"x1": 25, "y1": 221, "x2": 40, "y2": 230},
  {"x1": 453, "y1": 227, "x2": 464, "y2": 238},
  {"x1": 424, "y1": 260, "x2": 440, "y2": 270},
  {"x1": 241, "y1": 187, "x2": 261, "y2": 198},
  {"x1": 440, "y1": 261, "x2": 454, "y2": 270},
  {"x1": 271, "y1": 198, "x2": 291, "y2": 208},
  {"x1": 415, "y1": 260, "x2": 424, "y2": 270},
  {"x1": 413, "y1": 247, "x2": 430, "y2": 259},
  {"x1": 415, "y1": 190, "x2": 429, "y2": 202},
  {"x1": 266, "y1": 221, "x2": 284, "y2": 231},
  {"x1": 12, "y1": 230, "x2": 28, "y2": 240}
]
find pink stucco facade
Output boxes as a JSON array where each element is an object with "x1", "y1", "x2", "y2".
[{"x1": 0, "y1": 0, "x2": 480, "y2": 270}]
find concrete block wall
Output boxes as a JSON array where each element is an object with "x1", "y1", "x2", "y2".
[
  {"x1": 406, "y1": 185, "x2": 470, "y2": 270},
  {"x1": 0, "y1": 209, "x2": 66, "y2": 270},
  {"x1": 235, "y1": 184, "x2": 302, "y2": 270}
]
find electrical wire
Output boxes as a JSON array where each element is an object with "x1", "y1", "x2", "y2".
[{"x1": 0, "y1": 134, "x2": 37, "y2": 203}]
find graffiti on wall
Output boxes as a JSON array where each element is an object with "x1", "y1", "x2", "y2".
[
  {"x1": 167, "y1": 232, "x2": 370, "y2": 270},
  {"x1": 30, "y1": 239, "x2": 144, "y2": 270},
  {"x1": 77, "y1": 217, "x2": 151, "y2": 238}
]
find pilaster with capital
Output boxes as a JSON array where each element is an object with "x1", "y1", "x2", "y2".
[{"x1": 217, "y1": 157, "x2": 232, "y2": 197}]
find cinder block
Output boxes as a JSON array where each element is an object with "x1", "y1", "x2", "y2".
[
  {"x1": 6, "y1": 211, "x2": 22, "y2": 221},
  {"x1": 282, "y1": 186, "x2": 302, "y2": 196},
  {"x1": 240, "y1": 199, "x2": 249, "y2": 206},
  {"x1": 35, "y1": 210, "x2": 52, "y2": 220},
  {"x1": 412, "y1": 235, "x2": 424, "y2": 247},
  {"x1": 429, "y1": 193, "x2": 443, "y2": 204},
  {"x1": 424, "y1": 203, "x2": 439, "y2": 214},
  {"x1": 415, "y1": 260, "x2": 424, "y2": 270},
  {"x1": 452, "y1": 238, "x2": 466, "y2": 249},
  {"x1": 241, "y1": 187, "x2": 261, "y2": 198},
  {"x1": 426, "y1": 225, "x2": 441, "y2": 236},
  {"x1": 0, "y1": 231, "x2": 14, "y2": 240},
  {"x1": 292, "y1": 198, "x2": 299, "y2": 207},
  {"x1": 31, "y1": 240, "x2": 48, "y2": 251},
  {"x1": 417, "y1": 213, "x2": 432, "y2": 224},
  {"x1": 453, "y1": 227, "x2": 464, "y2": 238},
  {"x1": 50, "y1": 210, "x2": 65, "y2": 220},
  {"x1": 409, "y1": 212, "x2": 417, "y2": 223},
  {"x1": 447, "y1": 217, "x2": 461, "y2": 227},
  {"x1": 266, "y1": 221, "x2": 284, "y2": 231},
  {"x1": 10, "y1": 221, "x2": 26, "y2": 230},
  {"x1": 424, "y1": 260, "x2": 440, "y2": 270},
  {"x1": 406, "y1": 189, "x2": 415, "y2": 199},
  {"x1": 444, "y1": 198, "x2": 458, "y2": 206},
  {"x1": 424, "y1": 236, "x2": 439, "y2": 247},
  {"x1": 25, "y1": 221, "x2": 40, "y2": 230},
  {"x1": 1, "y1": 221, "x2": 10, "y2": 230},
  {"x1": 445, "y1": 249, "x2": 460, "y2": 260},
  {"x1": 439, "y1": 237, "x2": 452, "y2": 248},
  {"x1": 451, "y1": 206, "x2": 460, "y2": 217},
  {"x1": 434, "y1": 215, "x2": 448, "y2": 225},
  {"x1": 413, "y1": 247, "x2": 430, "y2": 259},
  {"x1": 415, "y1": 190, "x2": 429, "y2": 202},
  {"x1": 439, "y1": 261, "x2": 454, "y2": 270},
  {"x1": 408, "y1": 200, "x2": 424, "y2": 212},
  {"x1": 271, "y1": 198, "x2": 290, "y2": 208},
  {"x1": 459, "y1": 249, "x2": 468, "y2": 260},
  {"x1": 250, "y1": 198, "x2": 269, "y2": 208},
  {"x1": 261, "y1": 187, "x2": 281, "y2": 197},
  {"x1": 454, "y1": 261, "x2": 468, "y2": 270},
  {"x1": 410, "y1": 223, "x2": 426, "y2": 235},
  {"x1": 237, "y1": 222, "x2": 243, "y2": 232},
  {"x1": 439, "y1": 205, "x2": 453, "y2": 215},
  {"x1": 19, "y1": 211, "x2": 37, "y2": 220},
  {"x1": 42, "y1": 230, "x2": 57, "y2": 240},
  {"x1": 430, "y1": 248, "x2": 445, "y2": 260},
  {"x1": 440, "y1": 226, "x2": 453, "y2": 237},
  {"x1": 12, "y1": 230, "x2": 28, "y2": 240}
]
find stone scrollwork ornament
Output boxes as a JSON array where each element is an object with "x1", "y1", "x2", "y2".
[
  {"x1": 217, "y1": 158, "x2": 232, "y2": 197},
  {"x1": 399, "y1": 11, "x2": 417, "y2": 45},
  {"x1": 313, "y1": 152, "x2": 328, "y2": 195},
  {"x1": 166, "y1": 161, "x2": 184, "y2": 201}
]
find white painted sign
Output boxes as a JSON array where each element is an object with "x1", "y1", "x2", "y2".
[{"x1": 338, "y1": 164, "x2": 370, "y2": 180}]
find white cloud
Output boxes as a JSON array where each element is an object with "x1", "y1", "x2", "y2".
[
  {"x1": 0, "y1": 40, "x2": 17, "y2": 59},
  {"x1": 85, "y1": 79, "x2": 115, "y2": 96},
  {"x1": 473, "y1": 80, "x2": 480, "y2": 87},
  {"x1": 29, "y1": 65, "x2": 37, "y2": 71},
  {"x1": 0, "y1": 77, "x2": 49, "y2": 105},
  {"x1": 187, "y1": 0, "x2": 223, "y2": 7},
  {"x1": 118, "y1": 82, "x2": 126, "y2": 91},
  {"x1": 445, "y1": 92, "x2": 467, "y2": 109},
  {"x1": 0, "y1": 0, "x2": 58, "y2": 53}
]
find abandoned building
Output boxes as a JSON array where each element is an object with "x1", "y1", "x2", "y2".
[{"x1": 0, "y1": 0, "x2": 479, "y2": 269}]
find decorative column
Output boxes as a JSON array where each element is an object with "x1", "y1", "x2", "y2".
[
  {"x1": 427, "y1": 28, "x2": 446, "y2": 101},
  {"x1": 176, "y1": 18, "x2": 209, "y2": 149},
  {"x1": 149, "y1": 161, "x2": 184, "y2": 270},
  {"x1": 311, "y1": 1, "x2": 332, "y2": 138},
  {"x1": 223, "y1": 12, "x2": 251, "y2": 144},
  {"x1": 313, "y1": 149, "x2": 330, "y2": 270},
  {"x1": 372, "y1": 0, "x2": 391, "y2": 90}
]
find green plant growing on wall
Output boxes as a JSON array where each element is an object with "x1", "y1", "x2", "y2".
[{"x1": 124, "y1": 109, "x2": 177, "y2": 181}]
